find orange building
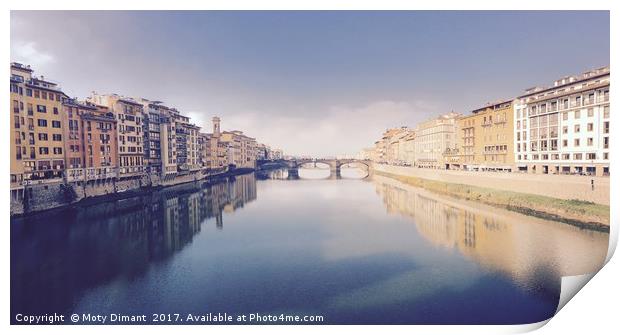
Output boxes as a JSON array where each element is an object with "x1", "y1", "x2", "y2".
[{"x1": 63, "y1": 99, "x2": 118, "y2": 182}]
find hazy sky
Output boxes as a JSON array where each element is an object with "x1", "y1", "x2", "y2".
[{"x1": 11, "y1": 11, "x2": 609, "y2": 156}]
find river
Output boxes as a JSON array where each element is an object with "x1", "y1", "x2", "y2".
[{"x1": 10, "y1": 168, "x2": 608, "y2": 324}]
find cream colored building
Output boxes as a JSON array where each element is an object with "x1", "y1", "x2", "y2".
[
  {"x1": 221, "y1": 130, "x2": 256, "y2": 169},
  {"x1": 414, "y1": 112, "x2": 460, "y2": 169},
  {"x1": 185, "y1": 123, "x2": 201, "y2": 171}
]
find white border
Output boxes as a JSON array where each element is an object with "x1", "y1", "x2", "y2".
[{"x1": 3, "y1": 1, "x2": 617, "y2": 334}]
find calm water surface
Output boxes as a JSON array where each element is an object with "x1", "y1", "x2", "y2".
[{"x1": 10, "y1": 168, "x2": 608, "y2": 324}]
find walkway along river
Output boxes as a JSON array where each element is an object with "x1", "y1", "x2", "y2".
[{"x1": 10, "y1": 168, "x2": 608, "y2": 324}]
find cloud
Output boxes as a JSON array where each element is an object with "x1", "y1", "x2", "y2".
[
  {"x1": 185, "y1": 100, "x2": 437, "y2": 157},
  {"x1": 11, "y1": 40, "x2": 56, "y2": 66}
]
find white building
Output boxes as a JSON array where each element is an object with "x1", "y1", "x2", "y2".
[{"x1": 514, "y1": 66, "x2": 609, "y2": 176}]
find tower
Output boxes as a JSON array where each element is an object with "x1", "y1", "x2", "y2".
[{"x1": 212, "y1": 116, "x2": 221, "y2": 137}]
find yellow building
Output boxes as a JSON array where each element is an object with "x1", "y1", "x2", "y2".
[
  {"x1": 220, "y1": 130, "x2": 256, "y2": 169},
  {"x1": 449, "y1": 100, "x2": 515, "y2": 171},
  {"x1": 10, "y1": 63, "x2": 68, "y2": 194}
]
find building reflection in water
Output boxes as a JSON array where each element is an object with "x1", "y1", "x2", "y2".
[
  {"x1": 372, "y1": 175, "x2": 608, "y2": 294},
  {"x1": 10, "y1": 173, "x2": 257, "y2": 316}
]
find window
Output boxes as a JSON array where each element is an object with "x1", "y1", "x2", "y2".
[
  {"x1": 574, "y1": 124, "x2": 580, "y2": 133},
  {"x1": 52, "y1": 121, "x2": 61, "y2": 128},
  {"x1": 27, "y1": 103, "x2": 33, "y2": 115},
  {"x1": 574, "y1": 139, "x2": 580, "y2": 147},
  {"x1": 604, "y1": 122, "x2": 609, "y2": 134},
  {"x1": 52, "y1": 134, "x2": 62, "y2": 141},
  {"x1": 562, "y1": 112, "x2": 568, "y2": 121},
  {"x1": 603, "y1": 105, "x2": 610, "y2": 119},
  {"x1": 26, "y1": 88, "x2": 32, "y2": 97},
  {"x1": 587, "y1": 123, "x2": 594, "y2": 131},
  {"x1": 551, "y1": 139, "x2": 558, "y2": 151},
  {"x1": 39, "y1": 147, "x2": 49, "y2": 155},
  {"x1": 38, "y1": 133, "x2": 48, "y2": 141},
  {"x1": 37, "y1": 105, "x2": 46, "y2": 113},
  {"x1": 53, "y1": 107, "x2": 58, "y2": 115},
  {"x1": 574, "y1": 153, "x2": 582, "y2": 160},
  {"x1": 37, "y1": 119, "x2": 47, "y2": 127},
  {"x1": 575, "y1": 110, "x2": 580, "y2": 119},
  {"x1": 562, "y1": 153, "x2": 570, "y2": 160},
  {"x1": 34, "y1": 90, "x2": 40, "y2": 98},
  {"x1": 587, "y1": 138, "x2": 593, "y2": 146},
  {"x1": 587, "y1": 108, "x2": 594, "y2": 117},
  {"x1": 604, "y1": 137, "x2": 609, "y2": 149},
  {"x1": 586, "y1": 153, "x2": 596, "y2": 160},
  {"x1": 563, "y1": 139, "x2": 568, "y2": 147},
  {"x1": 53, "y1": 147, "x2": 63, "y2": 155}
]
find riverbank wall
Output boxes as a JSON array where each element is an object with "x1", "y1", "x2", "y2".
[
  {"x1": 373, "y1": 164, "x2": 610, "y2": 229},
  {"x1": 10, "y1": 167, "x2": 259, "y2": 217}
]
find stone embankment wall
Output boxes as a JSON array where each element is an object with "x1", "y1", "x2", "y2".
[
  {"x1": 374, "y1": 164, "x2": 609, "y2": 205},
  {"x1": 11, "y1": 170, "x2": 207, "y2": 216}
]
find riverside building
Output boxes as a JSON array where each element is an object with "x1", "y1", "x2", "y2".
[
  {"x1": 62, "y1": 99, "x2": 118, "y2": 182},
  {"x1": 447, "y1": 100, "x2": 515, "y2": 171},
  {"x1": 88, "y1": 93, "x2": 145, "y2": 178},
  {"x1": 414, "y1": 112, "x2": 460, "y2": 169},
  {"x1": 220, "y1": 130, "x2": 257, "y2": 169},
  {"x1": 10, "y1": 62, "x2": 69, "y2": 191},
  {"x1": 514, "y1": 66, "x2": 610, "y2": 176}
]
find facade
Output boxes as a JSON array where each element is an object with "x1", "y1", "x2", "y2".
[
  {"x1": 174, "y1": 113, "x2": 189, "y2": 171},
  {"x1": 207, "y1": 117, "x2": 230, "y2": 169},
  {"x1": 186, "y1": 123, "x2": 202, "y2": 171},
  {"x1": 62, "y1": 99, "x2": 118, "y2": 182},
  {"x1": 397, "y1": 131, "x2": 416, "y2": 165},
  {"x1": 448, "y1": 100, "x2": 515, "y2": 171},
  {"x1": 372, "y1": 127, "x2": 412, "y2": 164},
  {"x1": 414, "y1": 112, "x2": 460, "y2": 169},
  {"x1": 255, "y1": 143, "x2": 270, "y2": 161},
  {"x1": 140, "y1": 99, "x2": 164, "y2": 175},
  {"x1": 10, "y1": 63, "x2": 68, "y2": 190},
  {"x1": 269, "y1": 148, "x2": 284, "y2": 160},
  {"x1": 88, "y1": 93, "x2": 145, "y2": 177},
  {"x1": 160, "y1": 107, "x2": 178, "y2": 176},
  {"x1": 80, "y1": 105, "x2": 118, "y2": 180},
  {"x1": 514, "y1": 66, "x2": 610, "y2": 176},
  {"x1": 220, "y1": 130, "x2": 257, "y2": 169}
]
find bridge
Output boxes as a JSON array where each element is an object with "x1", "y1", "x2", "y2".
[{"x1": 258, "y1": 158, "x2": 373, "y2": 179}]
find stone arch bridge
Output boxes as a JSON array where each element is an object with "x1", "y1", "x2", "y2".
[{"x1": 267, "y1": 159, "x2": 373, "y2": 179}]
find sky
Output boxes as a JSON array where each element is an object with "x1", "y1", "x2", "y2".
[{"x1": 10, "y1": 11, "x2": 609, "y2": 157}]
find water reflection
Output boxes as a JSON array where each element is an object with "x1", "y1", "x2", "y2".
[
  {"x1": 10, "y1": 170, "x2": 608, "y2": 325},
  {"x1": 11, "y1": 174, "x2": 257, "y2": 316},
  {"x1": 372, "y1": 174, "x2": 608, "y2": 293}
]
